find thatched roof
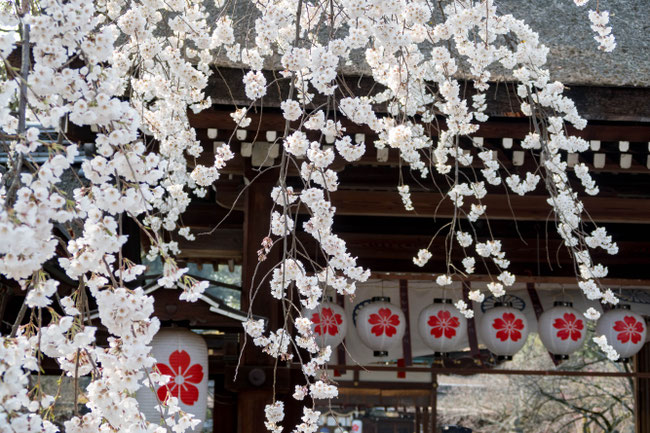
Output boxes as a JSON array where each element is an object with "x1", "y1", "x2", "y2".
[{"x1": 207, "y1": 0, "x2": 649, "y2": 87}]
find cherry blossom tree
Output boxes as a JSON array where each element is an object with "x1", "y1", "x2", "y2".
[{"x1": 0, "y1": 0, "x2": 622, "y2": 432}]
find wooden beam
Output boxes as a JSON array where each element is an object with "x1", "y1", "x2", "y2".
[
  {"x1": 322, "y1": 364, "x2": 650, "y2": 378},
  {"x1": 372, "y1": 272, "x2": 650, "y2": 287},
  {"x1": 335, "y1": 387, "x2": 433, "y2": 407},
  {"x1": 334, "y1": 232, "x2": 647, "y2": 265},
  {"x1": 151, "y1": 289, "x2": 243, "y2": 330},
  {"x1": 327, "y1": 190, "x2": 650, "y2": 224},
  {"x1": 190, "y1": 108, "x2": 650, "y2": 142},
  {"x1": 170, "y1": 226, "x2": 650, "y2": 278},
  {"x1": 177, "y1": 228, "x2": 243, "y2": 260}
]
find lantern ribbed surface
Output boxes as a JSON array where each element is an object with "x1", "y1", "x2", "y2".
[
  {"x1": 596, "y1": 307, "x2": 647, "y2": 360},
  {"x1": 478, "y1": 305, "x2": 529, "y2": 359},
  {"x1": 538, "y1": 304, "x2": 586, "y2": 358},
  {"x1": 417, "y1": 299, "x2": 467, "y2": 355},
  {"x1": 136, "y1": 328, "x2": 208, "y2": 432},
  {"x1": 302, "y1": 302, "x2": 348, "y2": 349},
  {"x1": 355, "y1": 298, "x2": 406, "y2": 357}
]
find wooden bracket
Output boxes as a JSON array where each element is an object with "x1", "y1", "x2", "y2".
[
  {"x1": 527, "y1": 282, "x2": 560, "y2": 366},
  {"x1": 400, "y1": 279, "x2": 413, "y2": 368},
  {"x1": 462, "y1": 280, "x2": 481, "y2": 361}
]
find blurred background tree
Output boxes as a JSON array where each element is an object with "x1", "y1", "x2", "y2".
[{"x1": 438, "y1": 331, "x2": 634, "y2": 433}]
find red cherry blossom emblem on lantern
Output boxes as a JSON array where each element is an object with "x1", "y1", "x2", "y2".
[
  {"x1": 613, "y1": 316, "x2": 645, "y2": 344},
  {"x1": 368, "y1": 308, "x2": 401, "y2": 337},
  {"x1": 428, "y1": 310, "x2": 460, "y2": 339},
  {"x1": 155, "y1": 350, "x2": 204, "y2": 405},
  {"x1": 311, "y1": 307, "x2": 343, "y2": 336},
  {"x1": 553, "y1": 313, "x2": 584, "y2": 341},
  {"x1": 492, "y1": 312, "x2": 525, "y2": 342}
]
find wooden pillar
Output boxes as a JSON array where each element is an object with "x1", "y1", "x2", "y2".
[
  {"x1": 236, "y1": 168, "x2": 284, "y2": 433},
  {"x1": 212, "y1": 375, "x2": 237, "y2": 433},
  {"x1": 422, "y1": 403, "x2": 429, "y2": 433},
  {"x1": 237, "y1": 390, "x2": 273, "y2": 433},
  {"x1": 239, "y1": 168, "x2": 281, "y2": 363},
  {"x1": 635, "y1": 341, "x2": 650, "y2": 433},
  {"x1": 430, "y1": 374, "x2": 438, "y2": 433}
]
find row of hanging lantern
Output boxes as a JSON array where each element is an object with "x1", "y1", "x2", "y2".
[
  {"x1": 304, "y1": 297, "x2": 648, "y2": 362},
  {"x1": 134, "y1": 298, "x2": 648, "y2": 431}
]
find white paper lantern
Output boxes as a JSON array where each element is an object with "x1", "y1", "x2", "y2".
[
  {"x1": 417, "y1": 299, "x2": 467, "y2": 356},
  {"x1": 479, "y1": 303, "x2": 529, "y2": 360},
  {"x1": 302, "y1": 302, "x2": 347, "y2": 349},
  {"x1": 538, "y1": 301, "x2": 586, "y2": 360},
  {"x1": 596, "y1": 305, "x2": 647, "y2": 361},
  {"x1": 355, "y1": 297, "x2": 406, "y2": 357},
  {"x1": 136, "y1": 328, "x2": 208, "y2": 431}
]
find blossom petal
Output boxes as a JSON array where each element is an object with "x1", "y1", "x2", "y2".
[
  {"x1": 371, "y1": 324, "x2": 384, "y2": 336},
  {"x1": 570, "y1": 329, "x2": 582, "y2": 341},
  {"x1": 575, "y1": 319, "x2": 584, "y2": 331},
  {"x1": 512, "y1": 319, "x2": 524, "y2": 331},
  {"x1": 624, "y1": 316, "x2": 637, "y2": 327},
  {"x1": 495, "y1": 329, "x2": 509, "y2": 342},
  {"x1": 169, "y1": 350, "x2": 191, "y2": 375},
  {"x1": 155, "y1": 363, "x2": 174, "y2": 377},
  {"x1": 184, "y1": 363, "x2": 204, "y2": 384},
  {"x1": 613, "y1": 320, "x2": 628, "y2": 332},
  {"x1": 378, "y1": 308, "x2": 392, "y2": 319},
  {"x1": 552, "y1": 318, "x2": 567, "y2": 330},
  {"x1": 617, "y1": 331, "x2": 630, "y2": 343},
  {"x1": 368, "y1": 313, "x2": 381, "y2": 325},
  {"x1": 443, "y1": 326, "x2": 456, "y2": 339},
  {"x1": 510, "y1": 329, "x2": 522, "y2": 342},
  {"x1": 634, "y1": 321, "x2": 645, "y2": 333},
  {"x1": 431, "y1": 326, "x2": 443, "y2": 338},
  {"x1": 556, "y1": 329, "x2": 570, "y2": 340},
  {"x1": 157, "y1": 383, "x2": 178, "y2": 402},
  {"x1": 180, "y1": 383, "x2": 200, "y2": 406},
  {"x1": 388, "y1": 314, "x2": 400, "y2": 326},
  {"x1": 564, "y1": 313, "x2": 576, "y2": 323},
  {"x1": 493, "y1": 318, "x2": 506, "y2": 331},
  {"x1": 385, "y1": 325, "x2": 397, "y2": 337}
]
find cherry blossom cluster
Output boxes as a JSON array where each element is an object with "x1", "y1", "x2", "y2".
[
  {"x1": 593, "y1": 335, "x2": 619, "y2": 361},
  {"x1": 588, "y1": 10, "x2": 616, "y2": 52},
  {"x1": 0, "y1": 0, "x2": 625, "y2": 431},
  {"x1": 571, "y1": 0, "x2": 617, "y2": 53},
  {"x1": 0, "y1": 0, "x2": 236, "y2": 431},
  {"x1": 229, "y1": 0, "x2": 625, "y2": 428}
]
